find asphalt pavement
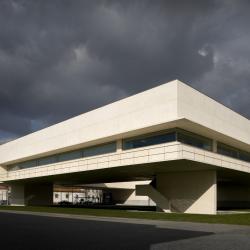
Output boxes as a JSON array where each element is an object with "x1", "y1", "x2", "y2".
[{"x1": 0, "y1": 210, "x2": 249, "y2": 250}]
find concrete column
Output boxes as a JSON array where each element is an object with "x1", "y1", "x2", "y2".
[
  {"x1": 213, "y1": 140, "x2": 217, "y2": 153},
  {"x1": 0, "y1": 165, "x2": 7, "y2": 182},
  {"x1": 156, "y1": 170, "x2": 217, "y2": 214},
  {"x1": 117, "y1": 139, "x2": 123, "y2": 153},
  {"x1": 10, "y1": 182, "x2": 53, "y2": 206},
  {"x1": 136, "y1": 184, "x2": 169, "y2": 211},
  {"x1": 10, "y1": 184, "x2": 25, "y2": 206}
]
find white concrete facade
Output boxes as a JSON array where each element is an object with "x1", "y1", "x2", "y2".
[{"x1": 0, "y1": 80, "x2": 250, "y2": 214}]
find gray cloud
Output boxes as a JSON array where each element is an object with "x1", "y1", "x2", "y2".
[{"x1": 0, "y1": 0, "x2": 249, "y2": 142}]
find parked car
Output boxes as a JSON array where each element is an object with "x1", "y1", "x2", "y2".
[
  {"x1": 0, "y1": 200, "x2": 8, "y2": 205},
  {"x1": 57, "y1": 200, "x2": 72, "y2": 206}
]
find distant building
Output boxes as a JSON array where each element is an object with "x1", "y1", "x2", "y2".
[
  {"x1": 53, "y1": 182, "x2": 154, "y2": 206},
  {"x1": 0, "y1": 80, "x2": 250, "y2": 214},
  {"x1": 0, "y1": 185, "x2": 8, "y2": 205},
  {"x1": 53, "y1": 186, "x2": 103, "y2": 205}
]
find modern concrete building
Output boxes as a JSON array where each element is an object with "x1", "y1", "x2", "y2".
[{"x1": 0, "y1": 80, "x2": 250, "y2": 214}]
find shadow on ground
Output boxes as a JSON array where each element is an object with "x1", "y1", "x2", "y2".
[{"x1": 0, "y1": 212, "x2": 212, "y2": 250}]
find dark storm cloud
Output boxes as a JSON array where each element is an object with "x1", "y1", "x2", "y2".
[{"x1": 0, "y1": 0, "x2": 249, "y2": 142}]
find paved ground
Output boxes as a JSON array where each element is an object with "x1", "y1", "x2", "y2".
[{"x1": 0, "y1": 210, "x2": 250, "y2": 250}]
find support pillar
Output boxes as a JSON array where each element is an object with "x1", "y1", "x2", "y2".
[
  {"x1": 117, "y1": 139, "x2": 123, "y2": 153},
  {"x1": 10, "y1": 182, "x2": 53, "y2": 206},
  {"x1": 10, "y1": 184, "x2": 25, "y2": 206},
  {"x1": 156, "y1": 170, "x2": 217, "y2": 214}
]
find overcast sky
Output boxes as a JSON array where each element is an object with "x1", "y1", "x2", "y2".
[{"x1": 0, "y1": 0, "x2": 250, "y2": 142}]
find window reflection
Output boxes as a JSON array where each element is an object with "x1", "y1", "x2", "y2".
[
  {"x1": 217, "y1": 142, "x2": 250, "y2": 163},
  {"x1": 177, "y1": 129, "x2": 212, "y2": 151},
  {"x1": 7, "y1": 128, "x2": 250, "y2": 172},
  {"x1": 8, "y1": 142, "x2": 116, "y2": 171},
  {"x1": 123, "y1": 132, "x2": 176, "y2": 150},
  {"x1": 123, "y1": 129, "x2": 213, "y2": 152}
]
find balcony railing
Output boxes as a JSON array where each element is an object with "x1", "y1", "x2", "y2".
[{"x1": 1, "y1": 141, "x2": 250, "y2": 182}]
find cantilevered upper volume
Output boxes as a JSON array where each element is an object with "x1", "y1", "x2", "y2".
[
  {"x1": 0, "y1": 79, "x2": 249, "y2": 165},
  {"x1": 0, "y1": 80, "x2": 177, "y2": 165}
]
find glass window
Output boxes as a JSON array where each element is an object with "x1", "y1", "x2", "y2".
[
  {"x1": 58, "y1": 150, "x2": 82, "y2": 162},
  {"x1": 217, "y1": 143, "x2": 238, "y2": 158},
  {"x1": 239, "y1": 150, "x2": 250, "y2": 162},
  {"x1": 8, "y1": 165, "x2": 21, "y2": 171},
  {"x1": 123, "y1": 132, "x2": 176, "y2": 150},
  {"x1": 9, "y1": 160, "x2": 37, "y2": 171},
  {"x1": 38, "y1": 156, "x2": 57, "y2": 166},
  {"x1": 84, "y1": 142, "x2": 116, "y2": 157},
  {"x1": 19, "y1": 160, "x2": 37, "y2": 169},
  {"x1": 7, "y1": 142, "x2": 117, "y2": 171},
  {"x1": 217, "y1": 142, "x2": 250, "y2": 163},
  {"x1": 177, "y1": 130, "x2": 212, "y2": 151}
]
